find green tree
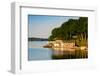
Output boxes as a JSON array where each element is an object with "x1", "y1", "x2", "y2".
[{"x1": 48, "y1": 17, "x2": 88, "y2": 46}]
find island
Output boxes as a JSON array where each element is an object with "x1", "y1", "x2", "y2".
[{"x1": 43, "y1": 17, "x2": 88, "y2": 51}]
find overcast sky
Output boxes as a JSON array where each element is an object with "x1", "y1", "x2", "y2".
[{"x1": 28, "y1": 15, "x2": 79, "y2": 38}]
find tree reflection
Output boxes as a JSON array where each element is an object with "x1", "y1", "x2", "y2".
[{"x1": 51, "y1": 48, "x2": 88, "y2": 59}]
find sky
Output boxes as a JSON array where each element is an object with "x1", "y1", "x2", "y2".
[{"x1": 28, "y1": 15, "x2": 79, "y2": 38}]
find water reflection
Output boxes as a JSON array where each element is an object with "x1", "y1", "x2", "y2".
[
  {"x1": 28, "y1": 41, "x2": 88, "y2": 60},
  {"x1": 51, "y1": 48, "x2": 88, "y2": 59}
]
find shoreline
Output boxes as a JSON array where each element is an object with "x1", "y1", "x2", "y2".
[{"x1": 43, "y1": 40, "x2": 87, "y2": 51}]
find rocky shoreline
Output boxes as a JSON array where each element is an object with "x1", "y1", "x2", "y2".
[{"x1": 43, "y1": 40, "x2": 87, "y2": 51}]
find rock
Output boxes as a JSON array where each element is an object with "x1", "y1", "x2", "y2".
[
  {"x1": 80, "y1": 46, "x2": 87, "y2": 50},
  {"x1": 43, "y1": 44, "x2": 52, "y2": 48}
]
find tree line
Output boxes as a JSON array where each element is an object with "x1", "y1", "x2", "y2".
[{"x1": 48, "y1": 17, "x2": 88, "y2": 46}]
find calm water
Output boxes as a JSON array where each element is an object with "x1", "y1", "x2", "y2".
[{"x1": 28, "y1": 41, "x2": 88, "y2": 61}]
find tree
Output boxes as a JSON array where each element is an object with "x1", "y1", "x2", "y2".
[{"x1": 48, "y1": 17, "x2": 88, "y2": 46}]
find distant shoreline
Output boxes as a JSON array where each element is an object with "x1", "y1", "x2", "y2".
[{"x1": 28, "y1": 37, "x2": 48, "y2": 41}]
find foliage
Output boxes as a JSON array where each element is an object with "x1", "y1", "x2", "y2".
[{"x1": 48, "y1": 17, "x2": 88, "y2": 46}]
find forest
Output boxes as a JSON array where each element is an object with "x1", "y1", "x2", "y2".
[{"x1": 48, "y1": 17, "x2": 88, "y2": 46}]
